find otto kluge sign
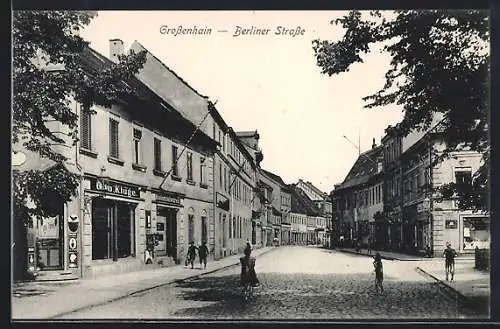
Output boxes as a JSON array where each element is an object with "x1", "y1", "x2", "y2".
[{"x1": 90, "y1": 178, "x2": 140, "y2": 198}]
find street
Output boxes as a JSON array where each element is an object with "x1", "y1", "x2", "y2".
[{"x1": 58, "y1": 246, "x2": 486, "y2": 320}]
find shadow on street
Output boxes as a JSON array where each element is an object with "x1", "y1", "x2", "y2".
[{"x1": 170, "y1": 272, "x2": 488, "y2": 319}]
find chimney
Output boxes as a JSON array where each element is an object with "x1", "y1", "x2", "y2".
[
  {"x1": 109, "y1": 39, "x2": 124, "y2": 63},
  {"x1": 372, "y1": 137, "x2": 376, "y2": 149}
]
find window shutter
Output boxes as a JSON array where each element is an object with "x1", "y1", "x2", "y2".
[
  {"x1": 109, "y1": 119, "x2": 119, "y2": 157},
  {"x1": 154, "y1": 138, "x2": 162, "y2": 170},
  {"x1": 80, "y1": 110, "x2": 91, "y2": 149}
]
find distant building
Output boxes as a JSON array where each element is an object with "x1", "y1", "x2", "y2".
[
  {"x1": 332, "y1": 139, "x2": 384, "y2": 248},
  {"x1": 289, "y1": 185, "x2": 322, "y2": 245},
  {"x1": 296, "y1": 180, "x2": 333, "y2": 247}
]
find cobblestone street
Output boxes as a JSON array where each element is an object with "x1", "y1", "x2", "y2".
[{"x1": 59, "y1": 246, "x2": 487, "y2": 320}]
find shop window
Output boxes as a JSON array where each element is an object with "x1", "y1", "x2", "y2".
[
  {"x1": 463, "y1": 217, "x2": 489, "y2": 250},
  {"x1": 109, "y1": 118, "x2": 120, "y2": 158},
  {"x1": 80, "y1": 108, "x2": 92, "y2": 150},
  {"x1": 92, "y1": 199, "x2": 135, "y2": 260},
  {"x1": 154, "y1": 138, "x2": 162, "y2": 171}
]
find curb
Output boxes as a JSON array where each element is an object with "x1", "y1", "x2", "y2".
[
  {"x1": 48, "y1": 247, "x2": 276, "y2": 319},
  {"x1": 336, "y1": 249, "x2": 431, "y2": 261},
  {"x1": 415, "y1": 267, "x2": 467, "y2": 303}
]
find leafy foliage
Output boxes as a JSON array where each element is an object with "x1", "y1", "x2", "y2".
[
  {"x1": 12, "y1": 11, "x2": 146, "y2": 220},
  {"x1": 313, "y1": 10, "x2": 489, "y2": 212}
]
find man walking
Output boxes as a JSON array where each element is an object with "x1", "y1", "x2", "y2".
[
  {"x1": 443, "y1": 242, "x2": 458, "y2": 281},
  {"x1": 187, "y1": 241, "x2": 197, "y2": 269},
  {"x1": 198, "y1": 241, "x2": 209, "y2": 269}
]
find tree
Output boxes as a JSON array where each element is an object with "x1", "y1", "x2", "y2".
[
  {"x1": 313, "y1": 10, "x2": 489, "y2": 213},
  {"x1": 12, "y1": 11, "x2": 147, "y2": 221}
]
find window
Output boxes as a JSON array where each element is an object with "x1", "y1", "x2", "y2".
[
  {"x1": 188, "y1": 214, "x2": 194, "y2": 244},
  {"x1": 222, "y1": 134, "x2": 226, "y2": 152},
  {"x1": 92, "y1": 199, "x2": 135, "y2": 260},
  {"x1": 201, "y1": 212, "x2": 207, "y2": 244},
  {"x1": 80, "y1": 108, "x2": 92, "y2": 150},
  {"x1": 154, "y1": 138, "x2": 162, "y2": 170},
  {"x1": 109, "y1": 118, "x2": 119, "y2": 158},
  {"x1": 213, "y1": 123, "x2": 216, "y2": 139},
  {"x1": 134, "y1": 129, "x2": 142, "y2": 164},
  {"x1": 171, "y1": 146, "x2": 178, "y2": 177},
  {"x1": 455, "y1": 169, "x2": 472, "y2": 194},
  {"x1": 187, "y1": 152, "x2": 193, "y2": 181},
  {"x1": 224, "y1": 167, "x2": 227, "y2": 192},
  {"x1": 200, "y1": 157, "x2": 206, "y2": 184},
  {"x1": 219, "y1": 162, "x2": 223, "y2": 188}
]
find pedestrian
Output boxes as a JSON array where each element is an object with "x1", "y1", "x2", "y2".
[
  {"x1": 186, "y1": 241, "x2": 197, "y2": 269},
  {"x1": 244, "y1": 241, "x2": 252, "y2": 255},
  {"x1": 198, "y1": 241, "x2": 209, "y2": 269},
  {"x1": 240, "y1": 245, "x2": 260, "y2": 287},
  {"x1": 367, "y1": 236, "x2": 372, "y2": 255},
  {"x1": 443, "y1": 242, "x2": 458, "y2": 281},
  {"x1": 373, "y1": 252, "x2": 384, "y2": 293}
]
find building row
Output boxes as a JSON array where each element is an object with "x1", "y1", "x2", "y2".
[
  {"x1": 13, "y1": 39, "x2": 333, "y2": 280},
  {"x1": 331, "y1": 116, "x2": 489, "y2": 256}
]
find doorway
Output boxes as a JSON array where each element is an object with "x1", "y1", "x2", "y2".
[{"x1": 36, "y1": 201, "x2": 64, "y2": 271}]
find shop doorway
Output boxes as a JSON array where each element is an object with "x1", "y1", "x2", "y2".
[
  {"x1": 156, "y1": 207, "x2": 178, "y2": 259},
  {"x1": 36, "y1": 203, "x2": 64, "y2": 271}
]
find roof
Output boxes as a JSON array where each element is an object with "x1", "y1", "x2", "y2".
[
  {"x1": 226, "y1": 127, "x2": 257, "y2": 171},
  {"x1": 80, "y1": 44, "x2": 217, "y2": 150},
  {"x1": 298, "y1": 179, "x2": 327, "y2": 198},
  {"x1": 208, "y1": 102, "x2": 229, "y2": 133},
  {"x1": 290, "y1": 184, "x2": 321, "y2": 216},
  {"x1": 130, "y1": 41, "x2": 208, "y2": 100},
  {"x1": 260, "y1": 168, "x2": 286, "y2": 186},
  {"x1": 335, "y1": 145, "x2": 384, "y2": 191},
  {"x1": 236, "y1": 130, "x2": 259, "y2": 138}
]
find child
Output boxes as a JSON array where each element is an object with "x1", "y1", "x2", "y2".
[
  {"x1": 373, "y1": 252, "x2": 384, "y2": 293},
  {"x1": 443, "y1": 242, "x2": 458, "y2": 281}
]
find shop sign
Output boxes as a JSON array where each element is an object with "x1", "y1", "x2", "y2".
[
  {"x1": 216, "y1": 193, "x2": 230, "y2": 211},
  {"x1": 90, "y1": 178, "x2": 140, "y2": 198},
  {"x1": 445, "y1": 220, "x2": 457, "y2": 229},
  {"x1": 157, "y1": 193, "x2": 181, "y2": 205},
  {"x1": 417, "y1": 201, "x2": 430, "y2": 213},
  {"x1": 69, "y1": 237, "x2": 77, "y2": 250},
  {"x1": 68, "y1": 251, "x2": 78, "y2": 268}
]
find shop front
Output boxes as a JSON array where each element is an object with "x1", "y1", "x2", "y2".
[
  {"x1": 35, "y1": 203, "x2": 65, "y2": 271},
  {"x1": 153, "y1": 191, "x2": 184, "y2": 265},
  {"x1": 215, "y1": 193, "x2": 230, "y2": 258},
  {"x1": 281, "y1": 224, "x2": 291, "y2": 245},
  {"x1": 461, "y1": 215, "x2": 490, "y2": 253},
  {"x1": 82, "y1": 176, "x2": 144, "y2": 278}
]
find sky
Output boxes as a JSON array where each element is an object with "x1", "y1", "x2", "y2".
[{"x1": 80, "y1": 10, "x2": 404, "y2": 193}]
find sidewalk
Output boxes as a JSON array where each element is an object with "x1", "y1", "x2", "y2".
[
  {"x1": 416, "y1": 259, "x2": 491, "y2": 316},
  {"x1": 11, "y1": 246, "x2": 275, "y2": 320},
  {"x1": 336, "y1": 247, "x2": 474, "y2": 261}
]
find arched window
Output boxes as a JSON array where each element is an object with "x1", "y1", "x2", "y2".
[
  {"x1": 201, "y1": 210, "x2": 207, "y2": 244},
  {"x1": 187, "y1": 207, "x2": 195, "y2": 244}
]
